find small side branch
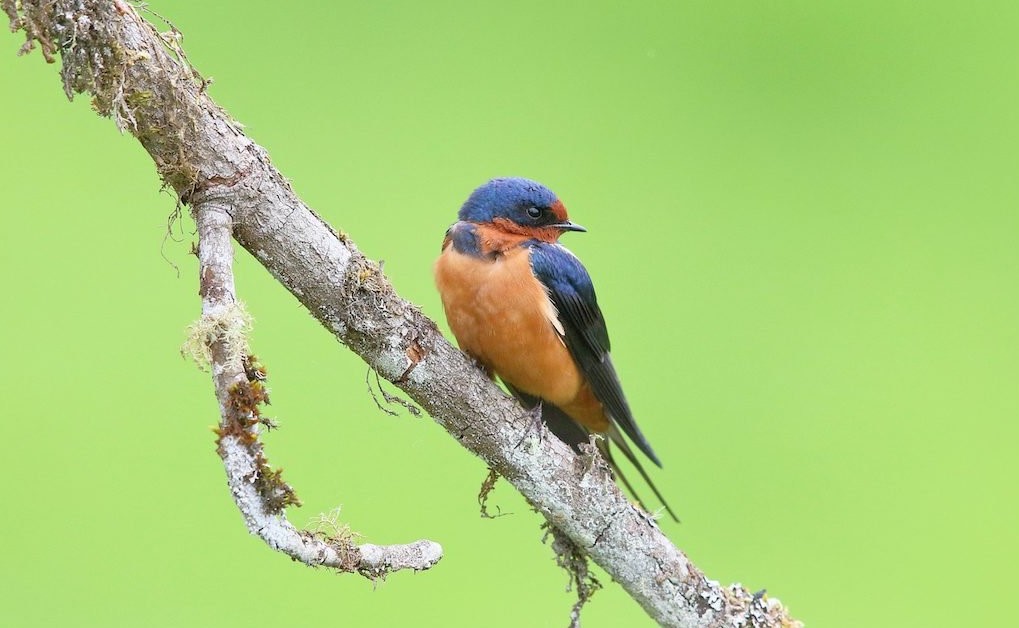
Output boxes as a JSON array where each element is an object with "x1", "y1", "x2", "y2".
[{"x1": 194, "y1": 201, "x2": 442, "y2": 577}]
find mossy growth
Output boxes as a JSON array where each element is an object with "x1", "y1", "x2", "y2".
[
  {"x1": 543, "y1": 522, "x2": 602, "y2": 628},
  {"x1": 478, "y1": 467, "x2": 509, "y2": 519},
  {"x1": 306, "y1": 507, "x2": 363, "y2": 571},
  {"x1": 215, "y1": 354, "x2": 300, "y2": 514}
]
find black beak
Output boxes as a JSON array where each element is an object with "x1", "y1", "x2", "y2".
[{"x1": 552, "y1": 221, "x2": 587, "y2": 233}]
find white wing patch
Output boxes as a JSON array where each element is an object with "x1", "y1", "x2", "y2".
[
  {"x1": 526, "y1": 245, "x2": 568, "y2": 344},
  {"x1": 541, "y1": 285, "x2": 567, "y2": 342}
]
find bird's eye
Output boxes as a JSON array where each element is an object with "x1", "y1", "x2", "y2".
[{"x1": 526, "y1": 207, "x2": 542, "y2": 219}]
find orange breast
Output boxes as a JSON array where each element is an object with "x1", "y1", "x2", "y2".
[{"x1": 434, "y1": 244, "x2": 586, "y2": 408}]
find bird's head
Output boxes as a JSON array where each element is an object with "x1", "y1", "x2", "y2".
[{"x1": 458, "y1": 177, "x2": 586, "y2": 242}]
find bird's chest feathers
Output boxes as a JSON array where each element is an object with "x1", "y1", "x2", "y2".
[
  {"x1": 436, "y1": 246, "x2": 561, "y2": 347},
  {"x1": 435, "y1": 244, "x2": 581, "y2": 403}
]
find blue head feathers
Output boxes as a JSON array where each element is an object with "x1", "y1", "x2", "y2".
[{"x1": 458, "y1": 177, "x2": 562, "y2": 226}]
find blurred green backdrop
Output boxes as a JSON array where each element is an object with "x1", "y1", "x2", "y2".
[{"x1": 2, "y1": 1, "x2": 1017, "y2": 626}]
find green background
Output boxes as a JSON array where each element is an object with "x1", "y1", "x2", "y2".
[{"x1": 2, "y1": 2, "x2": 1016, "y2": 626}]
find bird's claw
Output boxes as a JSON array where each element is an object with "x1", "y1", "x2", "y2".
[
  {"x1": 515, "y1": 401, "x2": 546, "y2": 449},
  {"x1": 464, "y1": 353, "x2": 493, "y2": 378}
]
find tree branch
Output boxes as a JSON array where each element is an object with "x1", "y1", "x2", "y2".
[
  {"x1": 5, "y1": 1, "x2": 800, "y2": 625},
  {"x1": 188, "y1": 197, "x2": 442, "y2": 577}
]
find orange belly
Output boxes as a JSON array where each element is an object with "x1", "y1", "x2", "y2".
[{"x1": 434, "y1": 245, "x2": 586, "y2": 408}]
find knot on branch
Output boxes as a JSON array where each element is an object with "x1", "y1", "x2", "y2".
[
  {"x1": 343, "y1": 255, "x2": 407, "y2": 326},
  {"x1": 342, "y1": 254, "x2": 436, "y2": 386}
]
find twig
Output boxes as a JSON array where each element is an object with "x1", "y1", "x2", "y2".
[{"x1": 192, "y1": 198, "x2": 442, "y2": 577}]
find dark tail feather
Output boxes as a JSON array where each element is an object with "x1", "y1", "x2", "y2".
[{"x1": 604, "y1": 426, "x2": 680, "y2": 523}]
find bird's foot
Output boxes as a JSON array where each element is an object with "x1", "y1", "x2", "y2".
[
  {"x1": 515, "y1": 401, "x2": 546, "y2": 449},
  {"x1": 464, "y1": 353, "x2": 494, "y2": 378}
]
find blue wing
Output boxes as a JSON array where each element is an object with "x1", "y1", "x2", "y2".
[{"x1": 527, "y1": 242, "x2": 662, "y2": 466}]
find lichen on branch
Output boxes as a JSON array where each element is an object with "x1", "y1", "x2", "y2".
[{"x1": 181, "y1": 302, "x2": 253, "y2": 370}]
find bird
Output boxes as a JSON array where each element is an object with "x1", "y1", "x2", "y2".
[{"x1": 434, "y1": 177, "x2": 677, "y2": 521}]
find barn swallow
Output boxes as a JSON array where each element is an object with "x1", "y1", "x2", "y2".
[{"x1": 434, "y1": 177, "x2": 676, "y2": 521}]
